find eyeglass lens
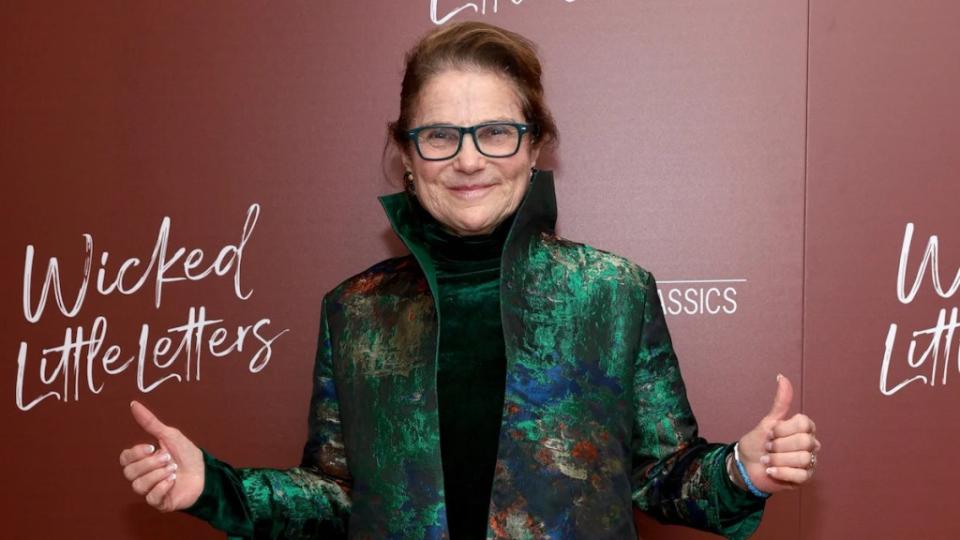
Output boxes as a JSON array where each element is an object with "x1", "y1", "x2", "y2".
[{"x1": 416, "y1": 124, "x2": 521, "y2": 159}]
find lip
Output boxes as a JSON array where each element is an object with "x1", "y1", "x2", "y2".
[{"x1": 447, "y1": 183, "x2": 496, "y2": 199}]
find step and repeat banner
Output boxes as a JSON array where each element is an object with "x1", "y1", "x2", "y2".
[
  {"x1": 2, "y1": 1, "x2": 956, "y2": 538},
  {"x1": 803, "y1": 1, "x2": 960, "y2": 538}
]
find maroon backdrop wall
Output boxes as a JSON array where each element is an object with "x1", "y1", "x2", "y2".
[{"x1": 2, "y1": 1, "x2": 956, "y2": 538}]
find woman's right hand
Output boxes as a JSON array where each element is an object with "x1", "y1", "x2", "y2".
[{"x1": 119, "y1": 401, "x2": 205, "y2": 512}]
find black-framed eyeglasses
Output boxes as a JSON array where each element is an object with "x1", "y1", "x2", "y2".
[{"x1": 406, "y1": 122, "x2": 538, "y2": 161}]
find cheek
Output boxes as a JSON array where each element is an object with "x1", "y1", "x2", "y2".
[
  {"x1": 412, "y1": 166, "x2": 453, "y2": 213},
  {"x1": 500, "y1": 168, "x2": 531, "y2": 209},
  {"x1": 411, "y1": 161, "x2": 442, "y2": 188}
]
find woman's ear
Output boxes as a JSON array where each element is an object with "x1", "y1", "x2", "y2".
[
  {"x1": 529, "y1": 143, "x2": 542, "y2": 169},
  {"x1": 399, "y1": 146, "x2": 414, "y2": 172}
]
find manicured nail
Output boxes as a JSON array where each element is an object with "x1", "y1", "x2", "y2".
[
  {"x1": 765, "y1": 442, "x2": 773, "y2": 451},
  {"x1": 168, "y1": 473, "x2": 176, "y2": 482},
  {"x1": 166, "y1": 463, "x2": 178, "y2": 472},
  {"x1": 146, "y1": 444, "x2": 155, "y2": 454},
  {"x1": 777, "y1": 373, "x2": 783, "y2": 382},
  {"x1": 760, "y1": 455, "x2": 770, "y2": 465},
  {"x1": 160, "y1": 452, "x2": 171, "y2": 462},
  {"x1": 766, "y1": 467, "x2": 775, "y2": 475}
]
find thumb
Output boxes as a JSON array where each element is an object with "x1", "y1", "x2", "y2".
[
  {"x1": 765, "y1": 374, "x2": 793, "y2": 421},
  {"x1": 130, "y1": 400, "x2": 169, "y2": 439}
]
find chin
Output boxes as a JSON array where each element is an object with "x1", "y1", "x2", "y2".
[{"x1": 448, "y1": 213, "x2": 498, "y2": 236}]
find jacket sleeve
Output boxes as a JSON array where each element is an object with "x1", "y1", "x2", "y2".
[
  {"x1": 630, "y1": 273, "x2": 765, "y2": 540},
  {"x1": 182, "y1": 296, "x2": 352, "y2": 539}
]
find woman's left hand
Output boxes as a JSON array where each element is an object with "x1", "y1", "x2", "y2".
[{"x1": 734, "y1": 374, "x2": 820, "y2": 494}]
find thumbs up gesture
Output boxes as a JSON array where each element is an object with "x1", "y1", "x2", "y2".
[
  {"x1": 118, "y1": 401, "x2": 205, "y2": 512},
  {"x1": 733, "y1": 375, "x2": 821, "y2": 495}
]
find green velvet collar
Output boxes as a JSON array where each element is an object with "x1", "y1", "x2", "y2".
[
  {"x1": 417, "y1": 207, "x2": 513, "y2": 274},
  {"x1": 378, "y1": 169, "x2": 559, "y2": 299}
]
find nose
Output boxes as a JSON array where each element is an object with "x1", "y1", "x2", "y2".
[{"x1": 453, "y1": 132, "x2": 486, "y2": 173}]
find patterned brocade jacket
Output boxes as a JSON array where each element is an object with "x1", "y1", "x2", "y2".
[{"x1": 188, "y1": 171, "x2": 765, "y2": 539}]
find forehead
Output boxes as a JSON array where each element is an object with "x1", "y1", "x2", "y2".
[{"x1": 414, "y1": 68, "x2": 525, "y2": 125}]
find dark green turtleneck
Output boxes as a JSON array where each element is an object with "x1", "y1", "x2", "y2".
[{"x1": 413, "y1": 200, "x2": 510, "y2": 539}]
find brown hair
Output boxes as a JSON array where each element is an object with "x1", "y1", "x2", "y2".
[{"x1": 388, "y1": 21, "x2": 558, "y2": 151}]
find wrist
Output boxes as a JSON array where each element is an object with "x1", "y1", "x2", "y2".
[
  {"x1": 729, "y1": 442, "x2": 771, "y2": 499},
  {"x1": 726, "y1": 449, "x2": 749, "y2": 491}
]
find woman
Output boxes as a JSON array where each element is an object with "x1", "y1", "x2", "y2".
[{"x1": 119, "y1": 21, "x2": 820, "y2": 539}]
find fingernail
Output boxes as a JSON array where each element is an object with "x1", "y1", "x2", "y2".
[
  {"x1": 766, "y1": 467, "x2": 775, "y2": 475},
  {"x1": 160, "y1": 452, "x2": 171, "y2": 462},
  {"x1": 765, "y1": 442, "x2": 773, "y2": 451},
  {"x1": 760, "y1": 455, "x2": 770, "y2": 465},
  {"x1": 146, "y1": 444, "x2": 155, "y2": 454},
  {"x1": 168, "y1": 473, "x2": 176, "y2": 482},
  {"x1": 166, "y1": 463, "x2": 178, "y2": 472},
  {"x1": 777, "y1": 373, "x2": 783, "y2": 382}
]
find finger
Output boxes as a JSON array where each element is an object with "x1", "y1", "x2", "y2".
[
  {"x1": 131, "y1": 461, "x2": 179, "y2": 496},
  {"x1": 130, "y1": 401, "x2": 169, "y2": 439},
  {"x1": 144, "y1": 473, "x2": 177, "y2": 510},
  {"x1": 772, "y1": 413, "x2": 817, "y2": 438},
  {"x1": 123, "y1": 450, "x2": 173, "y2": 482},
  {"x1": 761, "y1": 450, "x2": 815, "y2": 469},
  {"x1": 765, "y1": 466, "x2": 813, "y2": 484},
  {"x1": 119, "y1": 443, "x2": 157, "y2": 467},
  {"x1": 766, "y1": 432, "x2": 818, "y2": 453},
  {"x1": 765, "y1": 374, "x2": 794, "y2": 422}
]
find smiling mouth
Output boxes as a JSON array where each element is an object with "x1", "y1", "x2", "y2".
[{"x1": 448, "y1": 183, "x2": 495, "y2": 198}]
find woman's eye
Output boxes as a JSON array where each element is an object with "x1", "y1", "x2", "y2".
[
  {"x1": 478, "y1": 125, "x2": 513, "y2": 138},
  {"x1": 425, "y1": 129, "x2": 456, "y2": 141}
]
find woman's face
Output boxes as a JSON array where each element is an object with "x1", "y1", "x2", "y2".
[{"x1": 401, "y1": 69, "x2": 541, "y2": 236}]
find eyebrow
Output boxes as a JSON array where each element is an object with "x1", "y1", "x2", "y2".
[{"x1": 415, "y1": 116, "x2": 520, "y2": 127}]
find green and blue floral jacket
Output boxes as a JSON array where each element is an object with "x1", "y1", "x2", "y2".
[{"x1": 186, "y1": 171, "x2": 765, "y2": 539}]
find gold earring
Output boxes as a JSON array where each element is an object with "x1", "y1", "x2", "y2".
[{"x1": 403, "y1": 171, "x2": 416, "y2": 194}]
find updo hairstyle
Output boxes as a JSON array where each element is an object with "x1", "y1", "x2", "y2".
[{"x1": 388, "y1": 21, "x2": 558, "y2": 152}]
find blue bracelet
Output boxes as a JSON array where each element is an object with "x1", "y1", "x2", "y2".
[{"x1": 733, "y1": 442, "x2": 770, "y2": 498}]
